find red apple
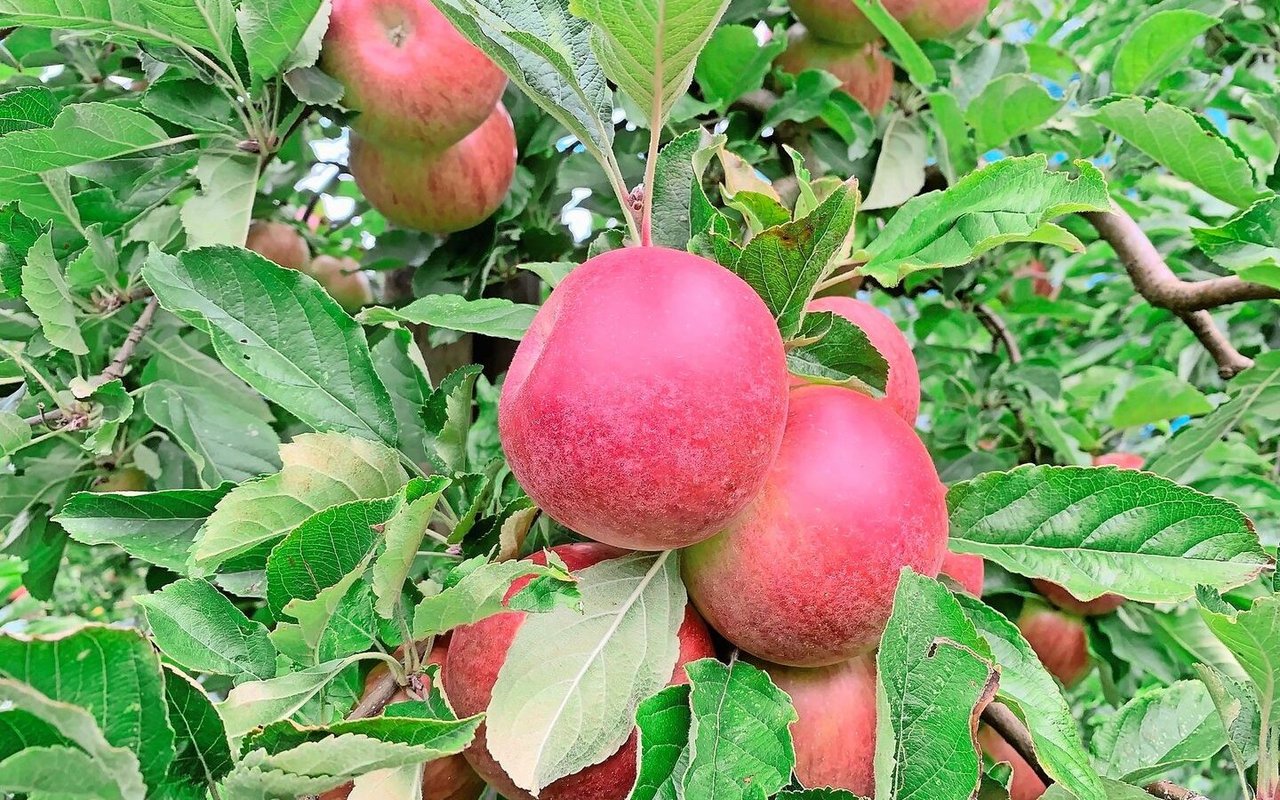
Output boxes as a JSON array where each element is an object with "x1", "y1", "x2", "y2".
[
  {"x1": 756, "y1": 654, "x2": 877, "y2": 795},
  {"x1": 1014, "y1": 259, "x2": 1056, "y2": 299},
  {"x1": 1092, "y1": 452, "x2": 1144, "y2": 470},
  {"x1": 775, "y1": 27, "x2": 893, "y2": 114},
  {"x1": 321, "y1": 0, "x2": 507, "y2": 150},
  {"x1": 308, "y1": 255, "x2": 374, "y2": 312},
  {"x1": 245, "y1": 221, "x2": 310, "y2": 272},
  {"x1": 807, "y1": 296, "x2": 920, "y2": 424},
  {"x1": 1017, "y1": 602, "x2": 1091, "y2": 687},
  {"x1": 977, "y1": 725, "x2": 1048, "y2": 800},
  {"x1": 349, "y1": 104, "x2": 516, "y2": 235},
  {"x1": 1030, "y1": 580, "x2": 1124, "y2": 617},
  {"x1": 498, "y1": 246, "x2": 789, "y2": 551},
  {"x1": 443, "y1": 543, "x2": 717, "y2": 800},
  {"x1": 683, "y1": 385, "x2": 948, "y2": 666},
  {"x1": 899, "y1": 0, "x2": 991, "y2": 41},
  {"x1": 787, "y1": 0, "x2": 917, "y2": 45},
  {"x1": 940, "y1": 552, "x2": 985, "y2": 597}
]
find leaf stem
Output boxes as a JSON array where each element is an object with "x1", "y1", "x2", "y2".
[{"x1": 640, "y1": 121, "x2": 660, "y2": 247}]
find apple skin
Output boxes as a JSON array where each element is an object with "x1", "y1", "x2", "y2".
[
  {"x1": 898, "y1": 0, "x2": 991, "y2": 41},
  {"x1": 788, "y1": 0, "x2": 986, "y2": 44},
  {"x1": 1030, "y1": 579, "x2": 1124, "y2": 617},
  {"x1": 245, "y1": 221, "x2": 310, "y2": 272},
  {"x1": 1092, "y1": 452, "x2": 1144, "y2": 470},
  {"x1": 498, "y1": 246, "x2": 789, "y2": 551},
  {"x1": 443, "y1": 543, "x2": 717, "y2": 800},
  {"x1": 321, "y1": 0, "x2": 507, "y2": 150},
  {"x1": 977, "y1": 725, "x2": 1048, "y2": 800},
  {"x1": 775, "y1": 27, "x2": 893, "y2": 115},
  {"x1": 684, "y1": 385, "x2": 948, "y2": 667},
  {"x1": 349, "y1": 104, "x2": 516, "y2": 235},
  {"x1": 940, "y1": 551, "x2": 985, "y2": 597},
  {"x1": 1017, "y1": 602, "x2": 1091, "y2": 688},
  {"x1": 308, "y1": 255, "x2": 374, "y2": 312},
  {"x1": 755, "y1": 654, "x2": 877, "y2": 795},
  {"x1": 91, "y1": 467, "x2": 148, "y2": 493},
  {"x1": 807, "y1": 296, "x2": 920, "y2": 424}
]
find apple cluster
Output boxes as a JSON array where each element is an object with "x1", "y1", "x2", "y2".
[
  {"x1": 774, "y1": 0, "x2": 992, "y2": 115},
  {"x1": 321, "y1": 0, "x2": 517, "y2": 234},
  {"x1": 245, "y1": 220, "x2": 374, "y2": 311}
]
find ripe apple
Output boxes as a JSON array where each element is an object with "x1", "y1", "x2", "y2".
[
  {"x1": 498, "y1": 246, "x2": 789, "y2": 551},
  {"x1": 321, "y1": 0, "x2": 507, "y2": 150},
  {"x1": 775, "y1": 27, "x2": 893, "y2": 114},
  {"x1": 319, "y1": 639, "x2": 486, "y2": 800},
  {"x1": 245, "y1": 221, "x2": 310, "y2": 272},
  {"x1": 684, "y1": 385, "x2": 948, "y2": 666},
  {"x1": 940, "y1": 551, "x2": 985, "y2": 596},
  {"x1": 349, "y1": 104, "x2": 517, "y2": 235},
  {"x1": 91, "y1": 467, "x2": 148, "y2": 493},
  {"x1": 1030, "y1": 580, "x2": 1124, "y2": 617},
  {"x1": 1017, "y1": 602, "x2": 1091, "y2": 687},
  {"x1": 899, "y1": 0, "x2": 991, "y2": 41},
  {"x1": 788, "y1": 0, "x2": 916, "y2": 45},
  {"x1": 1092, "y1": 452, "x2": 1144, "y2": 470},
  {"x1": 1014, "y1": 259, "x2": 1056, "y2": 299},
  {"x1": 807, "y1": 295, "x2": 920, "y2": 424},
  {"x1": 308, "y1": 255, "x2": 374, "y2": 312},
  {"x1": 443, "y1": 543, "x2": 717, "y2": 800},
  {"x1": 977, "y1": 725, "x2": 1048, "y2": 800},
  {"x1": 756, "y1": 654, "x2": 877, "y2": 795}
]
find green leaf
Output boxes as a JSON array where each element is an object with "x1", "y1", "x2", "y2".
[
  {"x1": 1193, "y1": 195, "x2": 1280, "y2": 278},
  {"x1": 1146, "y1": 351, "x2": 1280, "y2": 480},
  {"x1": 1091, "y1": 680, "x2": 1226, "y2": 784},
  {"x1": 517, "y1": 261, "x2": 577, "y2": 289},
  {"x1": 141, "y1": 79, "x2": 237, "y2": 133},
  {"x1": 191, "y1": 432, "x2": 407, "y2": 572},
  {"x1": 245, "y1": 706, "x2": 480, "y2": 757},
  {"x1": 1090, "y1": 96, "x2": 1264, "y2": 209},
  {"x1": 681, "y1": 658, "x2": 796, "y2": 800},
  {"x1": 411, "y1": 555, "x2": 575, "y2": 638},
  {"x1": 718, "y1": 179, "x2": 858, "y2": 339},
  {"x1": 486, "y1": 551, "x2": 686, "y2": 794},
  {"x1": 0, "y1": 85, "x2": 59, "y2": 134},
  {"x1": 0, "y1": 0, "x2": 236, "y2": 54},
  {"x1": 694, "y1": 24, "x2": 785, "y2": 112},
  {"x1": 568, "y1": 0, "x2": 727, "y2": 130},
  {"x1": 1194, "y1": 663, "x2": 1259, "y2": 794},
  {"x1": 370, "y1": 328, "x2": 434, "y2": 470},
  {"x1": 947, "y1": 465, "x2": 1270, "y2": 604},
  {"x1": 284, "y1": 562, "x2": 379, "y2": 662},
  {"x1": 21, "y1": 231, "x2": 87, "y2": 355},
  {"x1": 143, "y1": 380, "x2": 281, "y2": 487},
  {"x1": 860, "y1": 156, "x2": 1111, "y2": 285},
  {"x1": 0, "y1": 678, "x2": 146, "y2": 800},
  {"x1": 180, "y1": 153, "x2": 258, "y2": 250},
  {"x1": 432, "y1": 0, "x2": 615, "y2": 180},
  {"x1": 217, "y1": 658, "x2": 356, "y2": 739},
  {"x1": 423, "y1": 364, "x2": 483, "y2": 474},
  {"x1": 1199, "y1": 590, "x2": 1280, "y2": 712},
  {"x1": 372, "y1": 475, "x2": 450, "y2": 619},
  {"x1": 862, "y1": 113, "x2": 927, "y2": 211},
  {"x1": 236, "y1": 0, "x2": 328, "y2": 81},
  {"x1": 136, "y1": 578, "x2": 276, "y2": 682},
  {"x1": 1109, "y1": 369, "x2": 1213, "y2": 428},
  {"x1": 0, "y1": 411, "x2": 30, "y2": 458},
  {"x1": 163, "y1": 666, "x2": 233, "y2": 788},
  {"x1": 0, "y1": 745, "x2": 129, "y2": 800},
  {"x1": 143, "y1": 247, "x2": 399, "y2": 447},
  {"x1": 875, "y1": 572, "x2": 996, "y2": 800},
  {"x1": 650, "y1": 128, "x2": 725, "y2": 249},
  {"x1": 965, "y1": 74, "x2": 1064, "y2": 152},
  {"x1": 630, "y1": 684, "x2": 692, "y2": 800},
  {"x1": 786, "y1": 311, "x2": 889, "y2": 393},
  {"x1": 0, "y1": 202, "x2": 41, "y2": 296},
  {"x1": 1112, "y1": 9, "x2": 1219, "y2": 95},
  {"x1": 957, "y1": 595, "x2": 1103, "y2": 800},
  {"x1": 5, "y1": 511, "x2": 65, "y2": 601},
  {"x1": 358, "y1": 294, "x2": 538, "y2": 340},
  {"x1": 0, "y1": 625, "x2": 175, "y2": 791}
]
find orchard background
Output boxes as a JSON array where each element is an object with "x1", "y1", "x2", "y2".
[{"x1": 0, "y1": 0, "x2": 1278, "y2": 799}]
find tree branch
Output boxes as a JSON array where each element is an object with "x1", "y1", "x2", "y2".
[
  {"x1": 1082, "y1": 204, "x2": 1268, "y2": 379},
  {"x1": 973, "y1": 303, "x2": 1022, "y2": 363},
  {"x1": 1145, "y1": 781, "x2": 1210, "y2": 800},
  {"x1": 94, "y1": 297, "x2": 160, "y2": 389}
]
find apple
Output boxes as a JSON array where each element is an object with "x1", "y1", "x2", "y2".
[
  {"x1": 91, "y1": 467, "x2": 148, "y2": 493},
  {"x1": 756, "y1": 654, "x2": 877, "y2": 795},
  {"x1": 1030, "y1": 579, "x2": 1124, "y2": 617},
  {"x1": 1014, "y1": 259, "x2": 1056, "y2": 299},
  {"x1": 321, "y1": 0, "x2": 507, "y2": 150},
  {"x1": 1092, "y1": 452, "x2": 1144, "y2": 470},
  {"x1": 787, "y1": 0, "x2": 916, "y2": 45},
  {"x1": 349, "y1": 104, "x2": 517, "y2": 235},
  {"x1": 245, "y1": 221, "x2": 310, "y2": 272},
  {"x1": 1017, "y1": 602, "x2": 1091, "y2": 687},
  {"x1": 807, "y1": 295, "x2": 920, "y2": 424},
  {"x1": 320, "y1": 639, "x2": 486, "y2": 800},
  {"x1": 899, "y1": 0, "x2": 991, "y2": 41},
  {"x1": 498, "y1": 246, "x2": 789, "y2": 551},
  {"x1": 684, "y1": 385, "x2": 948, "y2": 666},
  {"x1": 308, "y1": 255, "x2": 374, "y2": 312},
  {"x1": 775, "y1": 26, "x2": 893, "y2": 115},
  {"x1": 443, "y1": 543, "x2": 717, "y2": 800},
  {"x1": 977, "y1": 725, "x2": 1048, "y2": 800},
  {"x1": 940, "y1": 551, "x2": 985, "y2": 597}
]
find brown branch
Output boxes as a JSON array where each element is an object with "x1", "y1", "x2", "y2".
[
  {"x1": 94, "y1": 297, "x2": 159, "y2": 388},
  {"x1": 1082, "y1": 204, "x2": 1268, "y2": 379},
  {"x1": 973, "y1": 303, "x2": 1023, "y2": 363},
  {"x1": 1144, "y1": 781, "x2": 1209, "y2": 800},
  {"x1": 346, "y1": 672, "x2": 400, "y2": 721}
]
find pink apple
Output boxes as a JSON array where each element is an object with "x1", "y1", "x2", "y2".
[
  {"x1": 1017, "y1": 602, "x2": 1091, "y2": 687},
  {"x1": 308, "y1": 255, "x2": 374, "y2": 312},
  {"x1": 807, "y1": 296, "x2": 920, "y2": 424},
  {"x1": 245, "y1": 221, "x2": 310, "y2": 272},
  {"x1": 776, "y1": 27, "x2": 894, "y2": 114},
  {"x1": 1031, "y1": 579, "x2": 1125, "y2": 617},
  {"x1": 941, "y1": 551, "x2": 985, "y2": 596}
]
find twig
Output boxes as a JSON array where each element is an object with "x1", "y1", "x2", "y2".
[
  {"x1": 1144, "y1": 781, "x2": 1209, "y2": 800},
  {"x1": 1082, "y1": 204, "x2": 1271, "y2": 379},
  {"x1": 973, "y1": 302, "x2": 1023, "y2": 363},
  {"x1": 980, "y1": 703, "x2": 1053, "y2": 787},
  {"x1": 346, "y1": 673, "x2": 400, "y2": 721},
  {"x1": 94, "y1": 297, "x2": 159, "y2": 388}
]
